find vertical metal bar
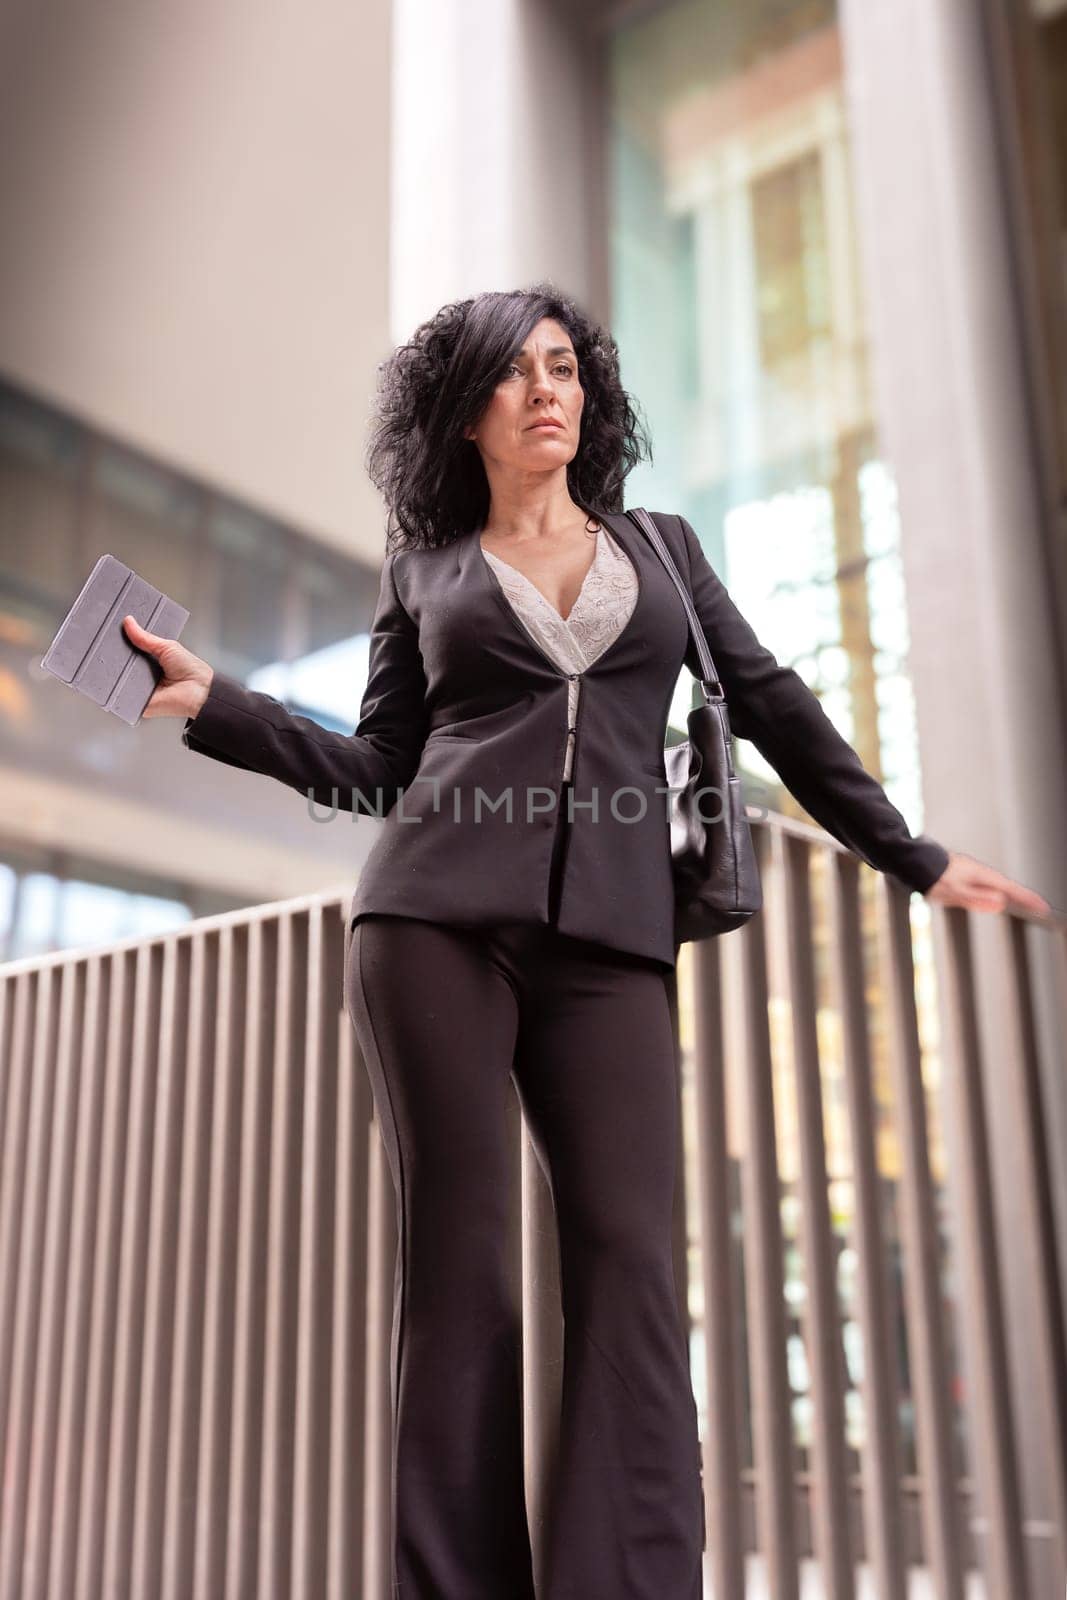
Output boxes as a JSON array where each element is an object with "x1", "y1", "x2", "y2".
[
  {"x1": 129, "y1": 934, "x2": 189, "y2": 1600},
  {"x1": 48, "y1": 955, "x2": 111, "y2": 1600},
  {"x1": 998, "y1": 914, "x2": 1067, "y2": 1578},
  {"x1": 223, "y1": 917, "x2": 278, "y2": 1599},
  {"x1": 330, "y1": 914, "x2": 372, "y2": 1597},
  {"x1": 776, "y1": 833, "x2": 854, "y2": 1600},
  {"x1": 292, "y1": 906, "x2": 341, "y2": 1600},
  {"x1": 735, "y1": 825, "x2": 799, "y2": 1598},
  {"x1": 24, "y1": 960, "x2": 84, "y2": 1598},
  {"x1": 259, "y1": 911, "x2": 307, "y2": 1595},
  {"x1": 521, "y1": 1126, "x2": 563, "y2": 1590},
  {"x1": 100, "y1": 941, "x2": 164, "y2": 1598},
  {"x1": 0, "y1": 971, "x2": 34, "y2": 1484},
  {"x1": 689, "y1": 934, "x2": 746, "y2": 1600},
  {"x1": 186, "y1": 923, "x2": 246, "y2": 1600},
  {"x1": 158, "y1": 928, "x2": 217, "y2": 1600},
  {"x1": 0, "y1": 965, "x2": 56, "y2": 1599},
  {"x1": 876, "y1": 877, "x2": 966, "y2": 1600},
  {"x1": 75, "y1": 948, "x2": 135, "y2": 1600},
  {"x1": 931, "y1": 905, "x2": 1028, "y2": 1598},
  {"x1": 0, "y1": 966, "x2": 34, "y2": 1593},
  {"x1": 158, "y1": 934, "x2": 211, "y2": 1593},
  {"x1": 1046, "y1": 923, "x2": 1067, "y2": 1320},
  {"x1": 363, "y1": 1121, "x2": 397, "y2": 1600},
  {"x1": 132, "y1": 934, "x2": 195, "y2": 1600},
  {"x1": 827, "y1": 852, "x2": 907, "y2": 1598},
  {"x1": 665, "y1": 968, "x2": 692, "y2": 1348}
]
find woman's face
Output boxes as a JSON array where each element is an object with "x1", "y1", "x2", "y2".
[{"x1": 464, "y1": 316, "x2": 584, "y2": 475}]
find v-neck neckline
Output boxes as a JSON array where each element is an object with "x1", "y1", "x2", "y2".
[
  {"x1": 479, "y1": 523, "x2": 602, "y2": 627},
  {"x1": 473, "y1": 510, "x2": 644, "y2": 678}
]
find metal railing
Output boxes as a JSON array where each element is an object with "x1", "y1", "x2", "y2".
[{"x1": 1, "y1": 811, "x2": 1063, "y2": 1598}]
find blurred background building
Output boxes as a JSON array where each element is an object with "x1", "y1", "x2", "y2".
[
  {"x1": 2, "y1": 0, "x2": 1066, "y2": 1591},
  {"x1": 3, "y1": 0, "x2": 1065, "y2": 958}
]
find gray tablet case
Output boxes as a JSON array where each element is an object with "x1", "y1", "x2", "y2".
[{"x1": 41, "y1": 553, "x2": 191, "y2": 726}]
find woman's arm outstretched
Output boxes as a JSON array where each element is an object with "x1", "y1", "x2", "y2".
[
  {"x1": 123, "y1": 551, "x2": 430, "y2": 818},
  {"x1": 674, "y1": 514, "x2": 1051, "y2": 920}
]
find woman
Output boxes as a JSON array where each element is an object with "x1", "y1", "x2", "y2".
[{"x1": 125, "y1": 285, "x2": 1048, "y2": 1599}]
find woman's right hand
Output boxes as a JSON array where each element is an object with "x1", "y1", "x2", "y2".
[{"x1": 122, "y1": 614, "x2": 215, "y2": 721}]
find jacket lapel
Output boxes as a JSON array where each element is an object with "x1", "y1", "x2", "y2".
[{"x1": 456, "y1": 510, "x2": 650, "y2": 677}]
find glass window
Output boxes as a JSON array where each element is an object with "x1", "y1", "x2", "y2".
[
  {"x1": 300, "y1": 551, "x2": 371, "y2": 659},
  {"x1": 610, "y1": 0, "x2": 949, "y2": 1482},
  {"x1": 55, "y1": 877, "x2": 193, "y2": 952},
  {"x1": 0, "y1": 861, "x2": 16, "y2": 961},
  {"x1": 15, "y1": 871, "x2": 60, "y2": 958},
  {"x1": 610, "y1": 0, "x2": 930, "y2": 831},
  {"x1": 752, "y1": 150, "x2": 831, "y2": 367},
  {"x1": 209, "y1": 498, "x2": 289, "y2": 673},
  {"x1": 87, "y1": 441, "x2": 201, "y2": 609},
  {"x1": 0, "y1": 855, "x2": 198, "y2": 960},
  {"x1": 0, "y1": 378, "x2": 384, "y2": 809},
  {"x1": 0, "y1": 383, "x2": 84, "y2": 647}
]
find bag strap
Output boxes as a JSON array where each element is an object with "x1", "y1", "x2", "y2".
[{"x1": 624, "y1": 507, "x2": 723, "y2": 702}]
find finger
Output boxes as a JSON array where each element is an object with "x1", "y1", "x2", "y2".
[
  {"x1": 967, "y1": 864, "x2": 1045, "y2": 913},
  {"x1": 123, "y1": 614, "x2": 167, "y2": 655},
  {"x1": 968, "y1": 862, "x2": 1014, "y2": 892},
  {"x1": 975, "y1": 866, "x2": 1052, "y2": 917},
  {"x1": 140, "y1": 682, "x2": 182, "y2": 719},
  {"x1": 970, "y1": 888, "x2": 1008, "y2": 913},
  {"x1": 1008, "y1": 884, "x2": 1053, "y2": 917}
]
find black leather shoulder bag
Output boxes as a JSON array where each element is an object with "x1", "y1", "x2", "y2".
[{"x1": 625, "y1": 507, "x2": 763, "y2": 943}]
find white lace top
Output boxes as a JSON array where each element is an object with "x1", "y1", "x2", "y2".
[{"x1": 480, "y1": 522, "x2": 639, "y2": 782}]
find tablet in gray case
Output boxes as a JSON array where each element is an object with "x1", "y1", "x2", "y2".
[{"x1": 41, "y1": 553, "x2": 191, "y2": 726}]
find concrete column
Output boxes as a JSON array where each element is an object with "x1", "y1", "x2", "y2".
[
  {"x1": 840, "y1": 1, "x2": 1067, "y2": 1592},
  {"x1": 391, "y1": 0, "x2": 606, "y2": 344},
  {"x1": 838, "y1": 0, "x2": 1067, "y2": 900}
]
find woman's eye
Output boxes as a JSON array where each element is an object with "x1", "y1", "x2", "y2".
[{"x1": 503, "y1": 362, "x2": 574, "y2": 378}]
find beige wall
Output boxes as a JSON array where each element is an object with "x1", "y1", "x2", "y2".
[
  {"x1": 0, "y1": 0, "x2": 391, "y2": 563},
  {"x1": 0, "y1": 0, "x2": 609, "y2": 915}
]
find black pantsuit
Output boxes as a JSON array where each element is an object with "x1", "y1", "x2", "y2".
[
  {"x1": 343, "y1": 798, "x2": 704, "y2": 1598},
  {"x1": 180, "y1": 507, "x2": 951, "y2": 1596}
]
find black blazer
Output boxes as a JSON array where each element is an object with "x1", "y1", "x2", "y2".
[{"x1": 181, "y1": 509, "x2": 949, "y2": 968}]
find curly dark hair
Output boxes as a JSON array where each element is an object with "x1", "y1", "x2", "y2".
[{"x1": 364, "y1": 282, "x2": 653, "y2": 553}]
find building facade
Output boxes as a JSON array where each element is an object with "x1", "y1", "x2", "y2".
[{"x1": 2, "y1": 0, "x2": 1065, "y2": 1589}]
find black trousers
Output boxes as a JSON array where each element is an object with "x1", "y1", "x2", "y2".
[{"x1": 343, "y1": 793, "x2": 704, "y2": 1598}]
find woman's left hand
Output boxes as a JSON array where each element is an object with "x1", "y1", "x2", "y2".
[{"x1": 923, "y1": 849, "x2": 1055, "y2": 919}]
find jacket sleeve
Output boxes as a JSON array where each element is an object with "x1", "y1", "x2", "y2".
[
  {"x1": 180, "y1": 551, "x2": 429, "y2": 817},
  {"x1": 674, "y1": 513, "x2": 950, "y2": 894}
]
